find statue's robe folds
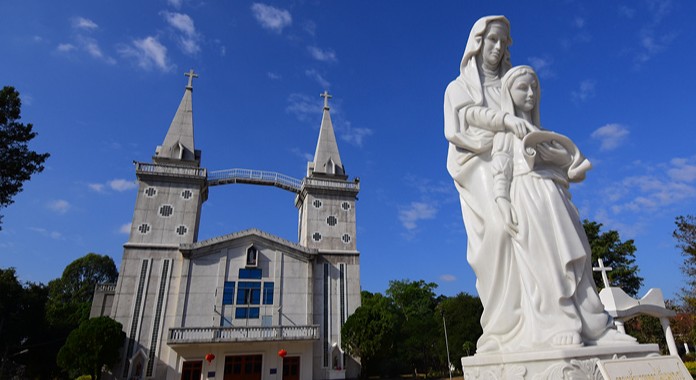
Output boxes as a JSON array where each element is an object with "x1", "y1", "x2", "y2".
[{"x1": 445, "y1": 76, "x2": 616, "y2": 353}]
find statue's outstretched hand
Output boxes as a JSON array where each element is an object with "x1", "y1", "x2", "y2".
[
  {"x1": 495, "y1": 197, "x2": 518, "y2": 237},
  {"x1": 503, "y1": 115, "x2": 537, "y2": 138}
]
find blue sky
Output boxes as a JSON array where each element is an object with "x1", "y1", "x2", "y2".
[{"x1": 1, "y1": 1, "x2": 695, "y2": 301}]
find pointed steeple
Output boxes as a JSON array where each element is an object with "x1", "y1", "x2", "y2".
[
  {"x1": 155, "y1": 69, "x2": 200, "y2": 165},
  {"x1": 309, "y1": 91, "x2": 346, "y2": 178}
]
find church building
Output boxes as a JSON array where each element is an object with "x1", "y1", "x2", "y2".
[{"x1": 91, "y1": 71, "x2": 361, "y2": 380}]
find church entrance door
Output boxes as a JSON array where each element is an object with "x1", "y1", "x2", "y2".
[
  {"x1": 224, "y1": 355, "x2": 262, "y2": 380},
  {"x1": 282, "y1": 356, "x2": 300, "y2": 380}
]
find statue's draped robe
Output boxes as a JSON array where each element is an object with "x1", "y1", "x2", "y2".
[{"x1": 445, "y1": 62, "x2": 615, "y2": 353}]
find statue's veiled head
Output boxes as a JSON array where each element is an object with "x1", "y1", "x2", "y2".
[{"x1": 460, "y1": 16, "x2": 512, "y2": 76}]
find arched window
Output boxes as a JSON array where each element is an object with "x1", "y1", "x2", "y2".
[{"x1": 246, "y1": 246, "x2": 258, "y2": 267}]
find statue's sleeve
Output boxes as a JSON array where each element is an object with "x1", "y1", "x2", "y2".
[
  {"x1": 491, "y1": 132, "x2": 513, "y2": 201},
  {"x1": 444, "y1": 80, "x2": 505, "y2": 154}
]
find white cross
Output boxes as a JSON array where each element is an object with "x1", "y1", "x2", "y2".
[
  {"x1": 185, "y1": 69, "x2": 198, "y2": 89},
  {"x1": 592, "y1": 258, "x2": 613, "y2": 289},
  {"x1": 320, "y1": 90, "x2": 332, "y2": 109}
]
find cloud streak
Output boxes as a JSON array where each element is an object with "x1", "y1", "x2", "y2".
[
  {"x1": 118, "y1": 36, "x2": 172, "y2": 72},
  {"x1": 162, "y1": 11, "x2": 201, "y2": 55},
  {"x1": 591, "y1": 123, "x2": 629, "y2": 151},
  {"x1": 251, "y1": 3, "x2": 292, "y2": 33},
  {"x1": 399, "y1": 202, "x2": 437, "y2": 231},
  {"x1": 47, "y1": 200, "x2": 71, "y2": 214},
  {"x1": 308, "y1": 46, "x2": 337, "y2": 62},
  {"x1": 71, "y1": 17, "x2": 98, "y2": 30}
]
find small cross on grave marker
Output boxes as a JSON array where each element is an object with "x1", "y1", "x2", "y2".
[
  {"x1": 593, "y1": 258, "x2": 613, "y2": 288},
  {"x1": 185, "y1": 69, "x2": 198, "y2": 89},
  {"x1": 320, "y1": 90, "x2": 332, "y2": 109}
]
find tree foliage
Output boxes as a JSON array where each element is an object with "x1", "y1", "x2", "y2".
[
  {"x1": 57, "y1": 316, "x2": 125, "y2": 380},
  {"x1": 436, "y1": 292, "x2": 483, "y2": 364},
  {"x1": 584, "y1": 220, "x2": 643, "y2": 296},
  {"x1": 46, "y1": 253, "x2": 118, "y2": 329},
  {"x1": 387, "y1": 279, "x2": 440, "y2": 377},
  {"x1": 0, "y1": 268, "x2": 62, "y2": 379},
  {"x1": 0, "y1": 86, "x2": 50, "y2": 229},
  {"x1": 675, "y1": 215, "x2": 696, "y2": 308},
  {"x1": 343, "y1": 280, "x2": 484, "y2": 378},
  {"x1": 341, "y1": 291, "x2": 400, "y2": 378}
]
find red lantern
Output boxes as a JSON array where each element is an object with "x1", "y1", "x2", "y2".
[
  {"x1": 205, "y1": 353, "x2": 215, "y2": 363},
  {"x1": 278, "y1": 349, "x2": 287, "y2": 358}
]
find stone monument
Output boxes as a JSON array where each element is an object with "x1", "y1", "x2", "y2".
[{"x1": 444, "y1": 15, "x2": 676, "y2": 379}]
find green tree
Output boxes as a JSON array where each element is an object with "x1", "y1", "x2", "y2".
[
  {"x1": 0, "y1": 86, "x2": 50, "y2": 229},
  {"x1": 341, "y1": 291, "x2": 400, "y2": 379},
  {"x1": 584, "y1": 220, "x2": 643, "y2": 296},
  {"x1": 387, "y1": 279, "x2": 439, "y2": 377},
  {"x1": 436, "y1": 292, "x2": 483, "y2": 370},
  {"x1": 674, "y1": 215, "x2": 696, "y2": 309},
  {"x1": 0, "y1": 268, "x2": 62, "y2": 379},
  {"x1": 46, "y1": 253, "x2": 118, "y2": 329},
  {"x1": 57, "y1": 316, "x2": 125, "y2": 380}
]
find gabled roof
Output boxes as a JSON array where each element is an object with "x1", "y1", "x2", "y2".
[{"x1": 180, "y1": 228, "x2": 318, "y2": 260}]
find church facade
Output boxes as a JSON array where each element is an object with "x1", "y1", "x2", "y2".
[{"x1": 91, "y1": 73, "x2": 361, "y2": 380}]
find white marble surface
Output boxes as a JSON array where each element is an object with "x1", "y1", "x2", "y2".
[{"x1": 445, "y1": 16, "x2": 635, "y2": 354}]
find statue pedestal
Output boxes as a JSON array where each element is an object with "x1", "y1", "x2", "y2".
[{"x1": 462, "y1": 344, "x2": 659, "y2": 379}]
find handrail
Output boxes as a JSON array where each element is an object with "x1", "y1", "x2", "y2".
[
  {"x1": 135, "y1": 162, "x2": 207, "y2": 178},
  {"x1": 208, "y1": 168, "x2": 303, "y2": 193},
  {"x1": 168, "y1": 325, "x2": 320, "y2": 344},
  {"x1": 207, "y1": 168, "x2": 360, "y2": 194}
]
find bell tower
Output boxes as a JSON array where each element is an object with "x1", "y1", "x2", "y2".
[
  {"x1": 296, "y1": 91, "x2": 359, "y2": 251},
  {"x1": 111, "y1": 70, "x2": 207, "y2": 379},
  {"x1": 128, "y1": 69, "x2": 207, "y2": 246}
]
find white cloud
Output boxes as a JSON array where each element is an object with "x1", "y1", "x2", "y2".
[
  {"x1": 573, "y1": 17, "x2": 585, "y2": 29},
  {"x1": 598, "y1": 157, "x2": 696, "y2": 218},
  {"x1": 267, "y1": 72, "x2": 281, "y2": 80},
  {"x1": 72, "y1": 17, "x2": 98, "y2": 31},
  {"x1": 527, "y1": 56, "x2": 554, "y2": 79},
  {"x1": 286, "y1": 93, "x2": 319, "y2": 122},
  {"x1": 47, "y1": 199, "x2": 70, "y2": 214},
  {"x1": 440, "y1": 274, "x2": 457, "y2": 282},
  {"x1": 57, "y1": 43, "x2": 76, "y2": 52},
  {"x1": 571, "y1": 79, "x2": 596, "y2": 102},
  {"x1": 668, "y1": 157, "x2": 696, "y2": 183},
  {"x1": 307, "y1": 46, "x2": 337, "y2": 62},
  {"x1": 167, "y1": 0, "x2": 183, "y2": 9},
  {"x1": 338, "y1": 121, "x2": 373, "y2": 147},
  {"x1": 591, "y1": 123, "x2": 629, "y2": 151},
  {"x1": 163, "y1": 11, "x2": 195, "y2": 35},
  {"x1": 29, "y1": 227, "x2": 63, "y2": 240},
  {"x1": 88, "y1": 183, "x2": 105, "y2": 192},
  {"x1": 162, "y1": 11, "x2": 201, "y2": 55},
  {"x1": 399, "y1": 202, "x2": 437, "y2": 230},
  {"x1": 305, "y1": 69, "x2": 330, "y2": 88},
  {"x1": 109, "y1": 179, "x2": 138, "y2": 191},
  {"x1": 303, "y1": 20, "x2": 317, "y2": 36},
  {"x1": 119, "y1": 223, "x2": 132, "y2": 234},
  {"x1": 290, "y1": 147, "x2": 314, "y2": 162},
  {"x1": 251, "y1": 3, "x2": 292, "y2": 33},
  {"x1": 118, "y1": 36, "x2": 172, "y2": 72}
]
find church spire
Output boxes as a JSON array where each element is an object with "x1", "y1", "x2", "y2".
[
  {"x1": 155, "y1": 69, "x2": 199, "y2": 164},
  {"x1": 309, "y1": 91, "x2": 346, "y2": 178}
]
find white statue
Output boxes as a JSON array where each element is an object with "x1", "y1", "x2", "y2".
[{"x1": 444, "y1": 16, "x2": 635, "y2": 353}]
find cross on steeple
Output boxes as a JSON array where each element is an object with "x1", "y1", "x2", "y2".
[
  {"x1": 185, "y1": 69, "x2": 198, "y2": 89},
  {"x1": 320, "y1": 90, "x2": 332, "y2": 109},
  {"x1": 592, "y1": 258, "x2": 613, "y2": 288}
]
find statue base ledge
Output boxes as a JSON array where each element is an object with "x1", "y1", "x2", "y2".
[{"x1": 462, "y1": 344, "x2": 660, "y2": 379}]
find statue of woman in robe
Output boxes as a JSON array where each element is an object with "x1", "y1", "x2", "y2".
[
  {"x1": 444, "y1": 17, "x2": 634, "y2": 353},
  {"x1": 444, "y1": 15, "x2": 536, "y2": 354}
]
